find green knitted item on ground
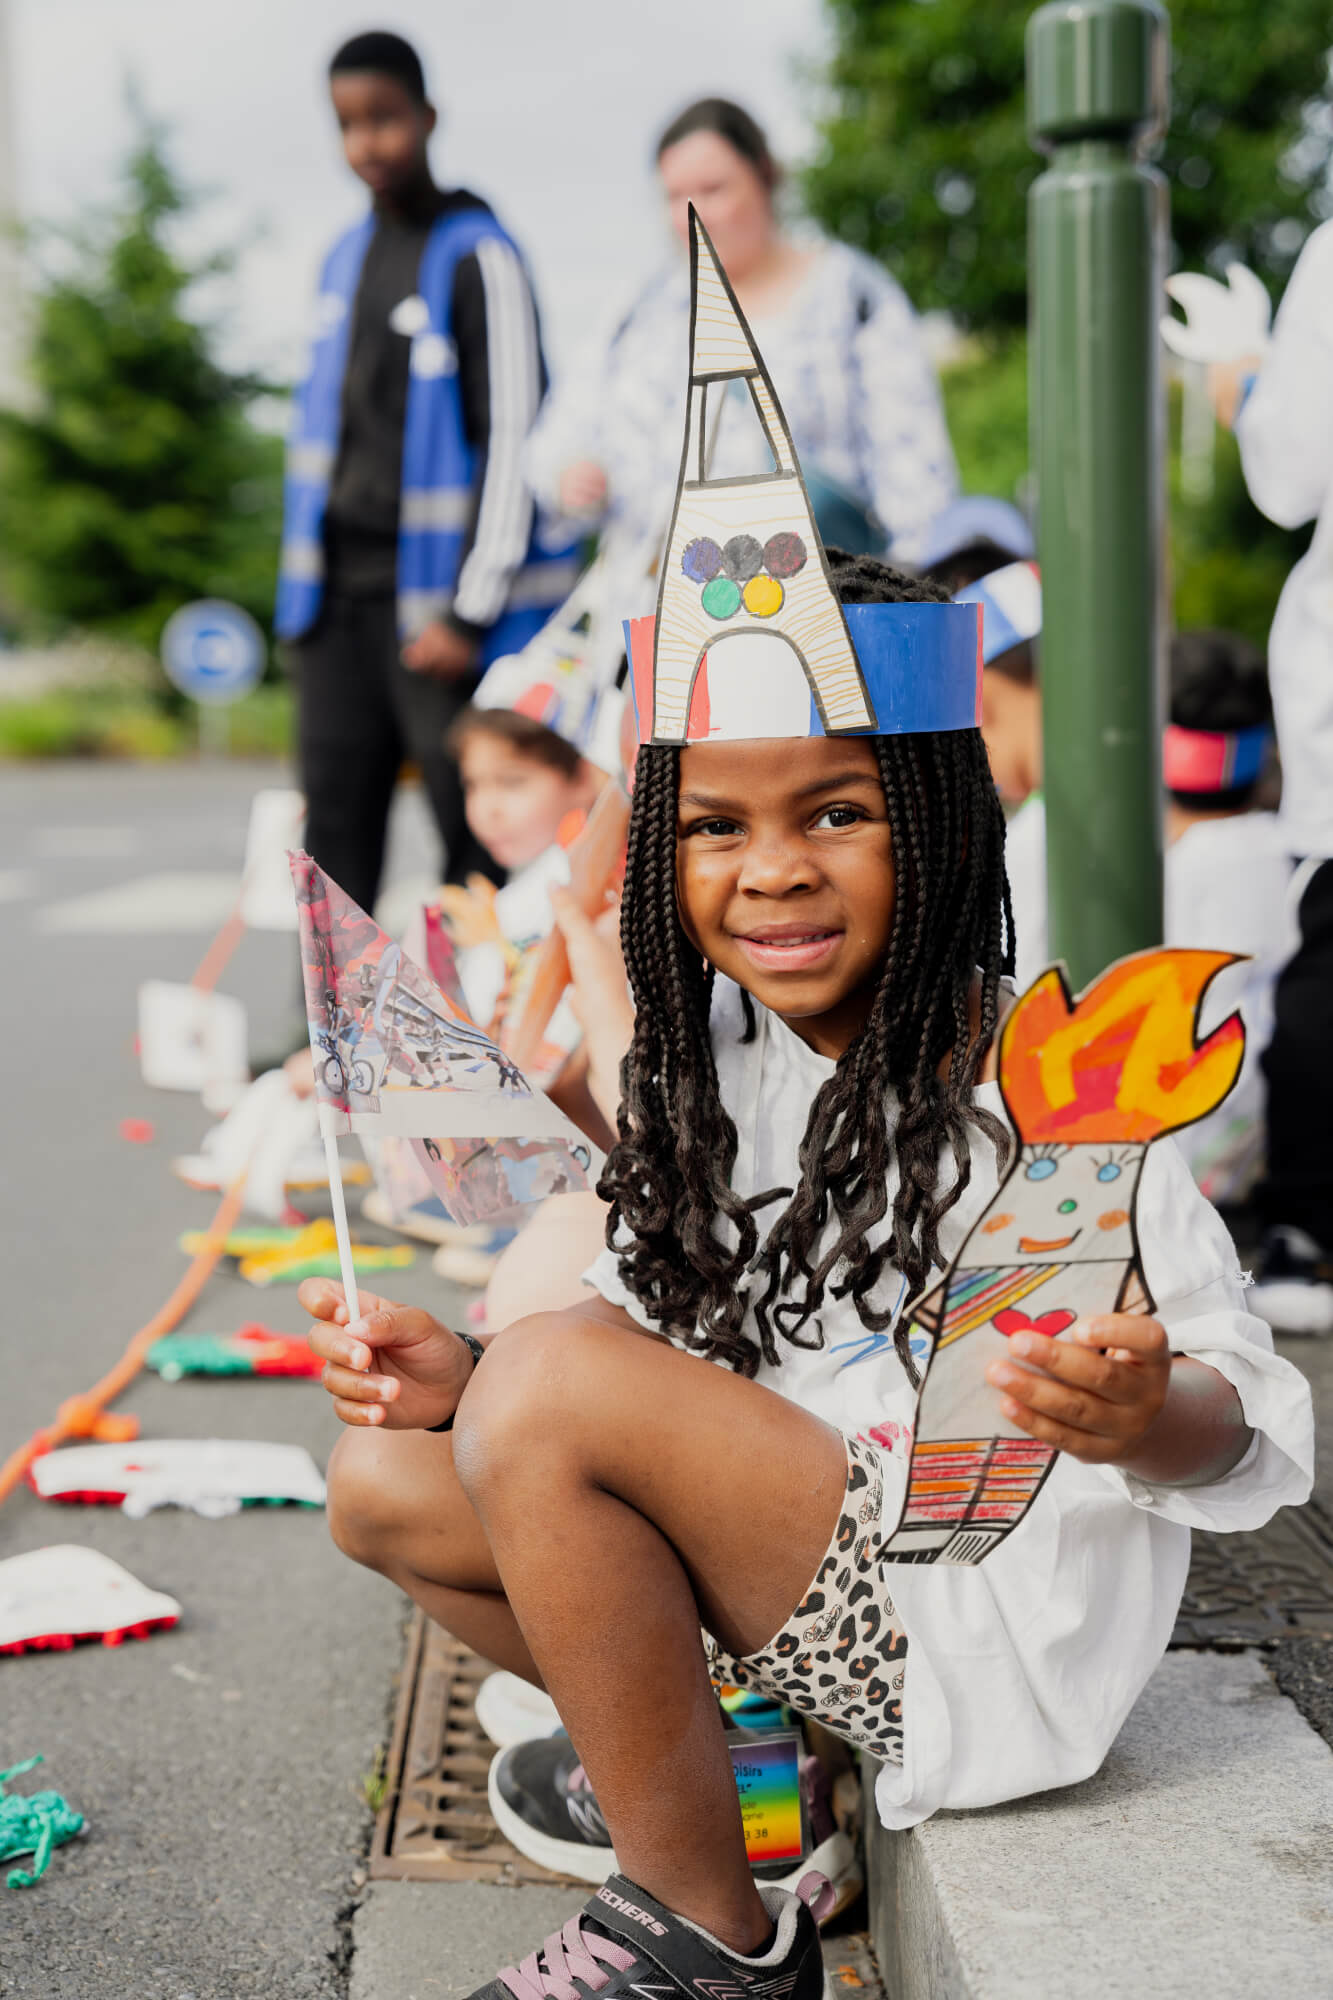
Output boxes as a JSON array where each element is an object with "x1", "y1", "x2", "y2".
[{"x1": 0, "y1": 1758, "x2": 84, "y2": 1888}]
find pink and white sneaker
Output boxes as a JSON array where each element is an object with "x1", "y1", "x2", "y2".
[{"x1": 467, "y1": 1871, "x2": 833, "y2": 2000}]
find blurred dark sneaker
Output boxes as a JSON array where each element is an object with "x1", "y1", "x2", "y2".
[
  {"x1": 488, "y1": 1729, "x2": 862, "y2": 1916},
  {"x1": 488, "y1": 1731, "x2": 612, "y2": 1883}
]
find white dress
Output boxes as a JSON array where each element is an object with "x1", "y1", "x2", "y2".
[{"x1": 585, "y1": 978, "x2": 1313, "y2": 1829}]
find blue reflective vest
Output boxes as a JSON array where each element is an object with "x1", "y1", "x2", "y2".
[{"x1": 276, "y1": 209, "x2": 577, "y2": 653}]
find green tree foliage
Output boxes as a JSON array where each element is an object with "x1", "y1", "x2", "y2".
[
  {"x1": 0, "y1": 121, "x2": 282, "y2": 653},
  {"x1": 938, "y1": 335, "x2": 1308, "y2": 646},
  {"x1": 807, "y1": 2, "x2": 1326, "y2": 642},
  {"x1": 804, "y1": 0, "x2": 1333, "y2": 333}
]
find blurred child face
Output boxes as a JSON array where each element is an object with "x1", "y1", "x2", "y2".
[
  {"x1": 330, "y1": 72, "x2": 434, "y2": 200},
  {"x1": 459, "y1": 733, "x2": 589, "y2": 873},
  {"x1": 674, "y1": 736, "x2": 895, "y2": 1060},
  {"x1": 658, "y1": 131, "x2": 776, "y2": 281},
  {"x1": 981, "y1": 667, "x2": 1041, "y2": 804}
]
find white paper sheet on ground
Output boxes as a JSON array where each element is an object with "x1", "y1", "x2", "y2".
[
  {"x1": 238, "y1": 789, "x2": 305, "y2": 930},
  {"x1": 138, "y1": 980, "x2": 249, "y2": 1095},
  {"x1": 173, "y1": 1068, "x2": 324, "y2": 1220},
  {"x1": 29, "y1": 1440, "x2": 327, "y2": 1518},
  {"x1": 0, "y1": 1545, "x2": 182, "y2": 1651}
]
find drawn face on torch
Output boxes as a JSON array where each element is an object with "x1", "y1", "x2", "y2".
[{"x1": 962, "y1": 1141, "x2": 1146, "y2": 1270}]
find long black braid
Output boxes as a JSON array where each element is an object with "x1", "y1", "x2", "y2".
[{"x1": 598, "y1": 554, "x2": 1014, "y2": 1382}]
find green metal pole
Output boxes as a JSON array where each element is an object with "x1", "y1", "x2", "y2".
[{"x1": 1027, "y1": 0, "x2": 1169, "y2": 989}]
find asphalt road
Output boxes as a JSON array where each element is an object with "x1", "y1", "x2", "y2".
[{"x1": 0, "y1": 762, "x2": 457, "y2": 2000}]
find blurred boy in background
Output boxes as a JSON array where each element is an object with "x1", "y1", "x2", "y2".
[{"x1": 277, "y1": 30, "x2": 576, "y2": 915}]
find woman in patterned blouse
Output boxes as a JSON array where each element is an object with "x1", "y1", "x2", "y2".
[{"x1": 525, "y1": 97, "x2": 959, "y2": 591}]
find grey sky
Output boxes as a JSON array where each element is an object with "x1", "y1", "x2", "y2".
[{"x1": 11, "y1": 0, "x2": 831, "y2": 381}]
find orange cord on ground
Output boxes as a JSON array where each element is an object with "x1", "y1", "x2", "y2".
[
  {"x1": 0, "y1": 1174, "x2": 251, "y2": 1507},
  {"x1": 190, "y1": 903, "x2": 249, "y2": 995}
]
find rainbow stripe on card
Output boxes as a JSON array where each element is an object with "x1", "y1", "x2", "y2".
[{"x1": 729, "y1": 1733, "x2": 805, "y2": 1865}]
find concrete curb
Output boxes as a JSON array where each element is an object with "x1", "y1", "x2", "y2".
[{"x1": 863, "y1": 1650, "x2": 1333, "y2": 1999}]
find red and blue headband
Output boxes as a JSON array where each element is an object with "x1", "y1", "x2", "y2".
[{"x1": 1162, "y1": 722, "x2": 1272, "y2": 794}]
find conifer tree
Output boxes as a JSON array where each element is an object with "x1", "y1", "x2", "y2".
[{"x1": 0, "y1": 118, "x2": 282, "y2": 650}]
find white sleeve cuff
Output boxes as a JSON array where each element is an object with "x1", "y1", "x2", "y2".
[{"x1": 1094, "y1": 1308, "x2": 1313, "y2": 1531}]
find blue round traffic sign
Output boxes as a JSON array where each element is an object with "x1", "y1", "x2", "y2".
[{"x1": 161, "y1": 600, "x2": 265, "y2": 706}]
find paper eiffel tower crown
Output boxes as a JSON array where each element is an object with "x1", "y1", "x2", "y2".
[{"x1": 627, "y1": 210, "x2": 982, "y2": 745}]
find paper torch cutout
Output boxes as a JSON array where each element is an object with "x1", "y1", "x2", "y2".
[
  {"x1": 289, "y1": 852, "x2": 598, "y2": 1225},
  {"x1": 882, "y1": 948, "x2": 1245, "y2": 1567}
]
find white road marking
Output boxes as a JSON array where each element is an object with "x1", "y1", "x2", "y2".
[
  {"x1": 29, "y1": 825, "x2": 143, "y2": 860},
  {"x1": 36, "y1": 872, "x2": 241, "y2": 934}
]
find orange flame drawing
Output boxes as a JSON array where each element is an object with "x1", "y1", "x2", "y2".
[{"x1": 999, "y1": 949, "x2": 1246, "y2": 1146}]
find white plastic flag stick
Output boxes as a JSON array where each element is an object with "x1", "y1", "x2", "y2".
[{"x1": 318, "y1": 1103, "x2": 360, "y2": 1325}]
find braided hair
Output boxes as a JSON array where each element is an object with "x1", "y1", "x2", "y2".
[{"x1": 598, "y1": 553, "x2": 1014, "y2": 1382}]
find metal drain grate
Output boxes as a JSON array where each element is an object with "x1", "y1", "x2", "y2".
[
  {"x1": 1172, "y1": 1497, "x2": 1333, "y2": 1649},
  {"x1": 372, "y1": 1501, "x2": 1333, "y2": 1878},
  {"x1": 370, "y1": 1609, "x2": 584, "y2": 1883}
]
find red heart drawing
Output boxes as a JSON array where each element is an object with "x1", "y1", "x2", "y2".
[{"x1": 992, "y1": 1308, "x2": 1077, "y2": 1339}]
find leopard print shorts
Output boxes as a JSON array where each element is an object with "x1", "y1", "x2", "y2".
[{"x1": 704, "y1": 1436, "x2": 907, "y2": 1764}]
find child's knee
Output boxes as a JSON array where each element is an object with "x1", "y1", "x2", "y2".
[
  {"x1": 325, "y1": 1426, "x2": 414, "y2": 1570},
  {"x1": 452, "y1": 1311, "x2": 594, "y2": 1497}
]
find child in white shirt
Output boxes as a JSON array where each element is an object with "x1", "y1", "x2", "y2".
[
  {"x1": 441, "y1": 705, "x2": 604, "y2": 1027},
  {"x1": 300, "y1": 551, "x2": 1310, "y2": 2000}
]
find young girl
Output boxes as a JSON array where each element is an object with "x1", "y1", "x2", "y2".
[
  {"x1": 300, "y1": 226, "x2": 1311, "y2": 1997},
  {"x1": 441, "y1": 705, "x2": 605, "y2": 1012},
  {"x1": 300, "y1": 554, "x2": 1309, "y2": 1998}
]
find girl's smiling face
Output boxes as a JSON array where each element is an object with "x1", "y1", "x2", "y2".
[{"x1": 675, "y1": 736, "x2": 896, "y2": 1059}]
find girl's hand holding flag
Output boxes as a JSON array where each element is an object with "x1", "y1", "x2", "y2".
[{"x1": 300, "y1": 1279, "x2": 478, "y2": 1430}]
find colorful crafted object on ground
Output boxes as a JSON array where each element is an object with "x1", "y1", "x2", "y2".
[
  {"x1": 0, "y1": 1757, "x2": 84, "y2": 1889},
  {"x1": 0, "y1": 1546, "x2": 181, "y2": 1656},
  {"x1": 28, "y1": 1439, "x2": 327, "y2": 1517},
  {"x1": 177, "y1": 1218, "x2": 415, "y2": 1286},
  {"x1": 883, "y1": 948, "x2": 1246, "y2": 1567},
  {"x1": 146, "y1": 1325, "x2": 324, "y2": 1380}
]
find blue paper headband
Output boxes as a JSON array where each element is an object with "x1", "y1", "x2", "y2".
[{"x1": 627, "y1": 601, "x2": 983, "y2": 745}]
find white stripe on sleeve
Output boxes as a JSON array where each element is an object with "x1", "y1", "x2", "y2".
[{"x1": 452, "y1": 237, "x2": 542, "y2": 628}]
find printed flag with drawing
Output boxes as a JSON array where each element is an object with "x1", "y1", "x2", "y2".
[{"x1": 289, "y1": 852, "x2": 599, "y2": 1226}]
